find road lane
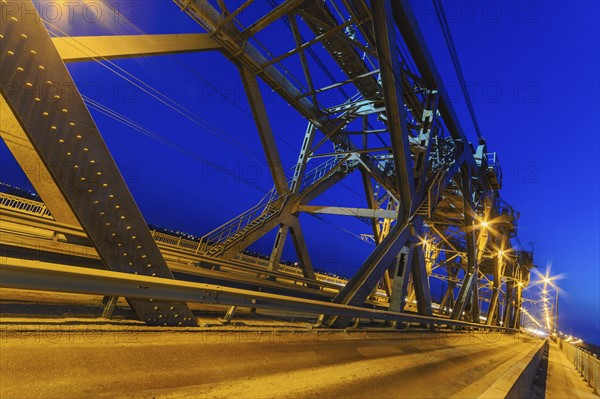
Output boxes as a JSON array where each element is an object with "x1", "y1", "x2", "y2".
[{"x1": 0, "y1": 328, "x2": 543, "y2": 398}]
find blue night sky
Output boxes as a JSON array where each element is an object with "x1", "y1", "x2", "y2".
[{"x1": 1, "y1": 1, "x2": 598, "y2": 345}]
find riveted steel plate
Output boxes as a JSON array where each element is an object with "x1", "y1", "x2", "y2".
[{"x1": 0, "y1": 0, "x2": 196, "y2": 326}]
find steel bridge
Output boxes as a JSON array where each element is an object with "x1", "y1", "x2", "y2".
[{"x1": 0, "y1": 0, "x2": 536, "y2": 331}]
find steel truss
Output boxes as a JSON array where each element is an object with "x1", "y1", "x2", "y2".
[{"x1": 0, "y1": 0, "x2": 532, "y2": 329}]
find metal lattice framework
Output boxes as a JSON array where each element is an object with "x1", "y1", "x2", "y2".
[{"x1": 0, "y1": 0, "x2": 533, "y2": 329}]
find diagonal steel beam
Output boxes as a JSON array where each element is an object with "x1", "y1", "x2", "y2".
[
  {"x1": 322, "y1": 219, "x2": 410, "y2": 327},
  {"x1": 289, "y1": 13, "x2": 317, "y2": 109},
  {"x1": 391, "y1": 1, "x2": 469, "y2": 149},
  {"x1": 371, "y1": 0, "x2": 415, "y2": 218},
  {"x1": 243, "y1": 0, "x2": 306, "y2": 37},
  {"x1": 288, "y1": 217, "x2": 316, "y2": 281},
  {"x1": 1, "y1": 97, "x2": 79, "y2": 226},
  {"x1": 239, "y1": 65, "x2": 288, "y2": 194},
  {"x1": 0, "y1": 0, "x2": 196, "y2": 326}
]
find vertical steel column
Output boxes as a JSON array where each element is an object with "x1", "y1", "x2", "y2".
[
  {"x1": 318, "y1": 0, "x2": 421, "y2": 328},
  {"x1": 409, "y1": 217, "x2": 433, "y2": 316},
  {"x1": 513, "y1": 283, "x2": 523, "y2": 329},
  {"x1": 440, "y1": 266, "x2": 459, "y2": 314},
  {"x1": 486, "y1": 234, "x2": 507, "y2": 325},
  {"x1": 388, "y1": 245, "x2": 412, "y2": 313},
  {"x1": 268, "y1": 224, "x2": 289, "y2": 272},
  {"x1": 451, "y1": 168, "x2": 478, "y2": 320},
  {"x1": 471, "y1": 279, "x2": 480, "y2": 323},
  {"x1": 413, "y1": 90, "x2": 438, "y2": 196},
  {"x1": 503, "y1": 281, "x2": 514, "y2": 327}
]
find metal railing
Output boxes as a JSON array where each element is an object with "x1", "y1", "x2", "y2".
[
  {"x1": 233, "y1": 253, "x2": 348, "y2": 286},
  {"x1": 298, "y1": 156, "x2": 348, "y2": 194},
  {"x1": 557, "y1": 337, "x2": 600, "y2": 395},
  {"x1": 151, "y1": 230, "x2": 200, "y2": 251},
  {"x1": 197, "y1": 156, "x2": 353, "y2": 257},
  {"x1": 0, "y1": 192, "x2": 53, "y2": 219},
  {"x1": 0, "y1": 190, "x2": 350, "y2": 288},
  {"x1": 486, "y1": 152, "x2": 502, "y2": 184},
  {"x1": 416, "y1": 151, "x2": 455, "y2": 217},
  {"x1": 420, "y1": 168, "x2": 447, "y2": 218},
  {"x1": 197, "y1": 187, "x2": 282, "y2": 255}
]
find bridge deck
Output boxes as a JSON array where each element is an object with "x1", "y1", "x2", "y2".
[{"x1": 0, "y1": 320, "x2": 543, "y2": 398}]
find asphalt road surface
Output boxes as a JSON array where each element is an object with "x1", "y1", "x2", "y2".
[{"x1": 0, "y1": 326, "x2": 543, "y2": 398}]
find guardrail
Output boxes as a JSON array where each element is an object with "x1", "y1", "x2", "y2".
[
  {"x1": 1, "y1": 190, "x2": 366, "y2": 294},
  {"x1": 557, "y1": 337, "x2": 600, "y2": 395},
  {"x1": 230, "y1": 254, "x2": 349, "y2": 287},
  {"x1": 0, "y1": 256, "x2": 519, "y2": 332},
  {"x1": 0, "y1": 192, "x2": 53, "y2": 219},
  {"x1": 152, "y1": 231, "x2": 350, "y2": 287},
  {"x1": 151, "y1": 230, "x2": 199, "y2": 251}
]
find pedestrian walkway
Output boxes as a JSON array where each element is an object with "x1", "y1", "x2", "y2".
[{"x1": 546, "y1": 340, "x2": 598, "y2": 398}]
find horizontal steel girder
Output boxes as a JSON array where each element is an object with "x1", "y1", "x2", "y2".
[
  {"x1": 52, "y1": 33, "x2": 221, "y2": 62},
  {"x1": 297, "y1": 205, "x2": 397, "y2": 219}
]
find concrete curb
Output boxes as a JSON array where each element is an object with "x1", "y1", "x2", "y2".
[{"x1": 479, "y1": 340, "x2": 546, "y2": 398}]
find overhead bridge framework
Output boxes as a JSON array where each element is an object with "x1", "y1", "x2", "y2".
[{"x1": 0, "y1": 0, "x2": 533, "y2": 329}]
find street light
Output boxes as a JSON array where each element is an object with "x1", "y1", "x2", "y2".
[{"x1": 541, "y1": 276, "x2": 560, "y2": 333}]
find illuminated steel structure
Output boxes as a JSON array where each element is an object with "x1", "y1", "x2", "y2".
[{"x1": 0, "y1": 0, "x2": 532, "y2": 329}]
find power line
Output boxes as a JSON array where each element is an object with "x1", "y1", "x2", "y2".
[
  {"x1": 45, "y1": 23, "x2": 266, "y2": 163},
  {"x1": 83, "y1": 95, "x2": 272, "y2": 194},
  {"x1": 432, "y1": 0, "x2": 483, "y2": 139}
]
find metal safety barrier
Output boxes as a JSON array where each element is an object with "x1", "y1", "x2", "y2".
[
  {"x1": 0, "y1": 257, "x2": 519, "y2": 332},
  {"x1": 0, "y1": 192, "x2": 53, "y2": 219},
  {"x1": 151, "y1": 230, "x2": 200, "y2": 251},
  {"x1": 557, "y1": 337, "x2": 600, "y2": 395}
]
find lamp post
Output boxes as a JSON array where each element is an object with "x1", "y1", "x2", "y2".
[
  {"x1": 543, "y1": 278, "x2": 559, "y2": 333},
  {"x1": 553, "y1": 287, "x2": 559, "y2": 333}
]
